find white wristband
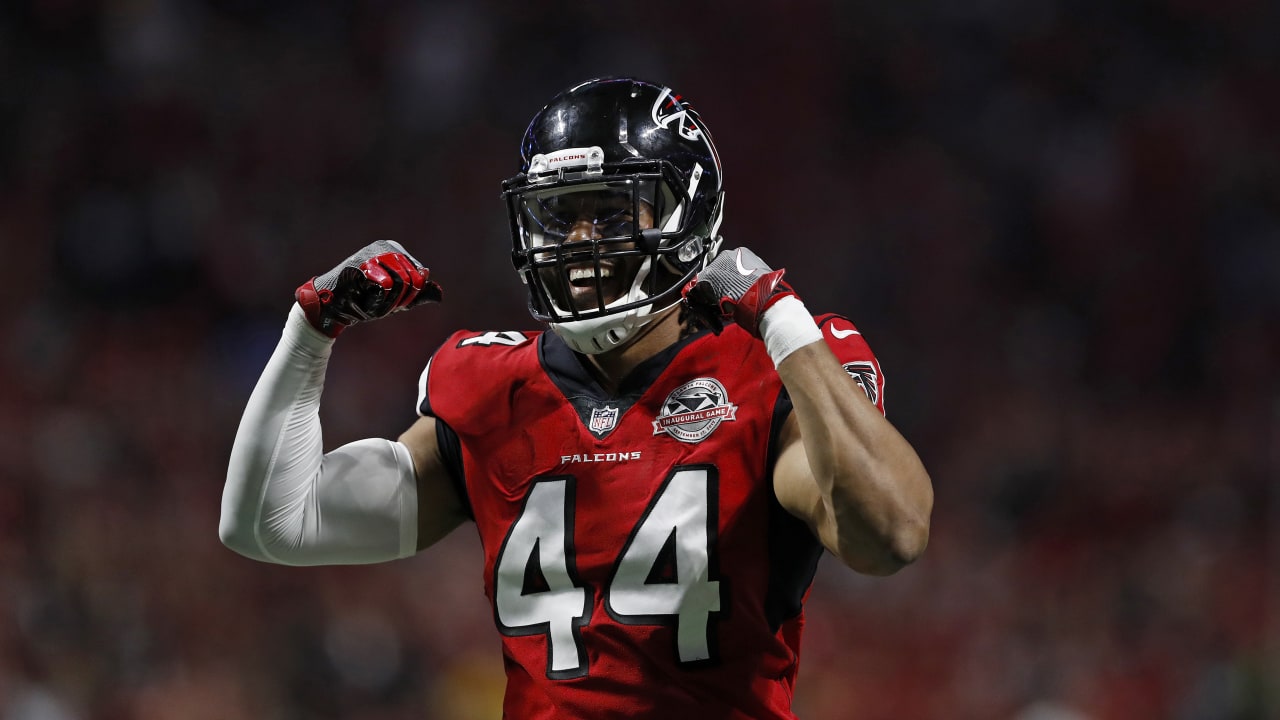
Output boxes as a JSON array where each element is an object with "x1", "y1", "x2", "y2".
[{"x1": 759, "y1": 295, "x2": 823, "y2": 367}]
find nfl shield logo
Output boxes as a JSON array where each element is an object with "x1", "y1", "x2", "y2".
[{"x1": 589, "y1": 405, "x2": 620, "y2": 436}]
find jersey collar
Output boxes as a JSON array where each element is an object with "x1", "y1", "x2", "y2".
[{"x1": 538, "y1": 326, "x2": 710, "y2": 436}]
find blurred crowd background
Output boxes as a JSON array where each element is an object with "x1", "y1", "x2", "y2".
[{"x1": 1, "y1": 0, "x2": 1277, "y2": 718}]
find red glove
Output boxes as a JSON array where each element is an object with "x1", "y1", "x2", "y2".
[
  {"x1": 295, "y1": 240, "x2": 443, "y2": 337},
  {"x1": 681, "y1": 247, "x2": 797, "y2": 337}
]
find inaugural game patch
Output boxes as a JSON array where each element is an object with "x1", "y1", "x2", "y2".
[{"x1": 652, "y1": 377, "x2": 737, "y2": 443}]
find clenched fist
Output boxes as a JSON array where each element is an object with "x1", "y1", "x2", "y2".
[
  {"x1": 681, "y1": 247, "x2": 797, "y2": 337},
  {"x1": 295, "y1": 240, "x2": 443, "y2": 337}
]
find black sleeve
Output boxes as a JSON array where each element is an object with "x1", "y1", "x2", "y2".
[{"x1": 433, "y1": 416, "x2": 473, "y2": 520}]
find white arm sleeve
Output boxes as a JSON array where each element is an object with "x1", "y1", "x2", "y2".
[{"x1": 220, "y1": 304, "x2": 419, "y2": 566}]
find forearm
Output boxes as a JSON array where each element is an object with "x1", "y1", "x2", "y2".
[
  {"x1": 220, "y1": 304, "x2": 419, "y2": 566},
  {"x1": 778, "y1": 345, "x2": 931, "y2": 569},
  {"x1": 764, "y1": 301, "x2": 932, "y2": 573}
]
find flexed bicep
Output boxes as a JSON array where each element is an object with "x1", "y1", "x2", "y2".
[{"x1": 398, "y1": 415, "x2": 470, "y2": 551}]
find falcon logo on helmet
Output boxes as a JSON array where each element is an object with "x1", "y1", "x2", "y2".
[{"x1": 651, "y1": 88, "x2": 703, "y2": 142}]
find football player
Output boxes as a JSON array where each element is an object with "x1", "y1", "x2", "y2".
[{"x1": 221, "y1": 77, "x2": 933, "y2": 719}]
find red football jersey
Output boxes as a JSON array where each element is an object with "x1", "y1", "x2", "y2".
[{"x1": 417, "y1": 316, "x2": 885, "y2": 720}]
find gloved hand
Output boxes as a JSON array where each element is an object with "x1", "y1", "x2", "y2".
[
  {"x1": 681, "y1": 247, "x2": 798, "y2": 337},
  {"x1": 295, "y1": 240, "x2": 443, "y2": 338}
]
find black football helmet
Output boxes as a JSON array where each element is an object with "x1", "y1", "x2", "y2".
[{"x1": 503, "y1": 77, "x2": 725, "y2": 354}]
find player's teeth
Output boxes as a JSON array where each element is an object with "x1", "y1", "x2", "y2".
[{"x1": 569, "y1": 267, "x2": 612, "y2": 282}]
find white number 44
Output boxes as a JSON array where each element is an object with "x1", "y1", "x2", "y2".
[{"x1": 494, "y1": 466, "x2": 722, "y2": 679}]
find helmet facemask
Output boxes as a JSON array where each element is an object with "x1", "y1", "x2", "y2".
[
  {"x1": 504, "y1": 153, "x2": 722, "y2": 354},
  {"x1": 503, "y1": 79, "x2": 726, "y2": 354}
]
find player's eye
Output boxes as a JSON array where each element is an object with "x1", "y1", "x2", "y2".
[
  {"x1": 534, "y1": 199, "x2": 582, "y2": 233},
  {"x1": 590, "y1": 203, "x2": 638, "y2": 235},
  {"x1": 597, "y1": 215, "x2": 635, "y2": 238},
  {"x1": 524, "y1": 191, "x2": 640, "y2": 245},
  {"x1": 523, "y1": 204, "x2": 572, "y2": 243}
]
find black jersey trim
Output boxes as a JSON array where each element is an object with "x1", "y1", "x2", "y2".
[
  {"x1": 433, "y1": 417, "x2": 473, "y2": 520},
  {"x1": 813, "y1": 312, "x2": 848, "y2": 328},
  {"x1": 763, "y1": 387, "x2": 825, "y2": 631},
  {"x1": 416, "y1": 336, "x2": 451, "y2": 418},
  {"x1": 537, "y1": 327, "x2": 710, "y2": 438}
]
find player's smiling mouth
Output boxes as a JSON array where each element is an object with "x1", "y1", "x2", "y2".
[
  {"x1": 562, "y1": 260, "x2": 628, "y2": 307},
  {"x1": 568, "y1": 264, "x2": 614, "y2": 286}
]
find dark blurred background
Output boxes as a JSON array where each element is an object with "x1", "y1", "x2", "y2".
[{"x1": 1, "y1": 0, "x2": 1277, "y2": 718}]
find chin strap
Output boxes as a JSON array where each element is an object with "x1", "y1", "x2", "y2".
[{"x1": 552, "y1": 311, "x2": 645, "y2": 354}]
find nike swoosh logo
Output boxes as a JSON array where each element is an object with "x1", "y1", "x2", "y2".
[
  {"x1": 830, "y1": 326, "x2": 860, "y2": 339},
  {"x1": 734, "y1": 249, "x2": 753, "y2": 276}
]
